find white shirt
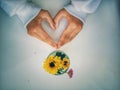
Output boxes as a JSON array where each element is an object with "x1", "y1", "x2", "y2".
[{"x1": 0, "y1": 0, "x2": 101, "y2": 25}]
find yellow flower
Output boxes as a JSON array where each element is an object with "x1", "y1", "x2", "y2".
[
  {"x1": 43, "y1": 55, "x2": 58, "y2": 74},
  {"x1": 62, "y1": 58, "x2": 70, "y2": 70},
  {"x1": 43, "y1": 54, "x2": 70, "y2": 75},
  {"x1": 53, "y1": 56, "x2": 62, "y2": 68}
]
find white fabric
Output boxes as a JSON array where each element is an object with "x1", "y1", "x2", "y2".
[
  {"x1": 0, "y1": 0, "x2": 26, "y2": 16},
  {"x1": 64, "y1": 0, "x2": 102, "y2": 23},
  {"x1": 16, "y1": 2, "x2": 41, "y2": 25},
  {"x1": 0, "y1": 0, "x2": 41, "y2": 25},
  {"x1": 0, "y1": 0, "x2": 101, "y2": 25}
]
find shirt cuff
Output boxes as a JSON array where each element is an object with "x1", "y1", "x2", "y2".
[
  {"x1": 16, "y1": 2, "x2": 41, "y2": 25},
  {"x1": 64, "y1": 0, "x2": 102, "y2": 24},
  {"x1": 64, "y1": 5, "x2": 87, "y2": 24},
  {"x1": 0, "y1": 0, "x2": 26, "y2": 16}
]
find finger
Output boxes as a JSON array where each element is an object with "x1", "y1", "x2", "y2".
[
  {"x1": 71, "y1": 27, "x2": 82, "y2": 37},
  {"x1": 57, "y1": 22, "x2": 83, "y2": 48},
  {"x1": 36, "y1": 33, "x2": 57, "y2": 48},
  {"x1": 35, "y1": 27, "x2": 57, "y2": 48},
  {"x1": 28, "y1": 25, "x2": 57, "y2": 48},
  {"x1": 35, "y1": 32, "x2": 57, "y2": 48},
  {"x1": 57, "y1": 25, "x2": 73, "y2": 48},
  {"x1": 60, "y1": 27, "x2": 81, "y2": 46},
  {"x1": 45, "y1": 13, "x2": 56, "y2": 30},
  {"x1": 54, "y1": 11, "x2": 63, "y2": 28}
]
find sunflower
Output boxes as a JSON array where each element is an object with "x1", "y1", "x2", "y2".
[
  {"x1": 43, "y1": 50, "x2": 71, "y2": 75},
  {"x1": 62, "y1": 58, "x2": 70, "y2": 70},
  {"x1": 53, "y1": 56, "x2": 62, "y2": 69},
  {"x1": 43, "y1": 55, "x2": 58, "y2": 74}
]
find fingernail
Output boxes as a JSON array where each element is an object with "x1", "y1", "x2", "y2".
[
  {"x1": 56, "y1": 23, "x2": 58, "y2": 28},
  {"x1": 55, "y1": 44, "x2": 58, "y2": 49},
  {"x1": 53, "y1": 25, "x2": 56, "y2": 30},
  {"x1": 53, "y1": 43, "x2": 57, "y2": 49},
  {"x1": 58, "y1": 43, "x2": 61, "y2": 49}
]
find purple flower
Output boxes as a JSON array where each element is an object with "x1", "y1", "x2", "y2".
[{"x1": 67, "y1": 68, "x2": 73, "y2": 78}]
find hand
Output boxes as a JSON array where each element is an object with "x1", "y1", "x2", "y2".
[
  {"x1": 54, "y1": 9, "x2": 83, "y2": 48},
  {"x1": 26, "y1": 9, "x2": 57, "y2": 48}
]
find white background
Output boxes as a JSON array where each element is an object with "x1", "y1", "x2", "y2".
[{"x1": 0, "y1": 0, "x2": 120, "y2": 90}]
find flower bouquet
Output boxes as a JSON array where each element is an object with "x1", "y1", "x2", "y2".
[{"x1": 43, "y1": 50, "x2": 73, "y2": 78}]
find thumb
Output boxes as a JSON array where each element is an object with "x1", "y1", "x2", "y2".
[
  {"x1": 54, "y1": 12, "x2": 63, "y2": 28},
  {"x1": 45, "y1": 13, "x2": 56, "y2": 30}
]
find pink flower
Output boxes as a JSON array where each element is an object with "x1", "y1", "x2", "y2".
[{"x1": 67, "y1": 68, "x2": 73, "y2": 78}]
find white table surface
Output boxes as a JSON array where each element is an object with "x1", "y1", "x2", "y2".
[{"x1": 0, "y1": 0, "x2": 120, "y2": 90}]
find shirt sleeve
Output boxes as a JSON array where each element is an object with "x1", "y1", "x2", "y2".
[
  {"x1": 0, "y1": 0, "x2": 41, "y2": 25},
  {"x1": 64, "y1": 0, "x2": 102, "y2": 23}
]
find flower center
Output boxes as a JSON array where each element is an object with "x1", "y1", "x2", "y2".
[
  {"x1": 64, "y1": 61, "x2": 68, "y2": 65},
  {"x1": 49, "y1": 62, "x2": 55, "y2": 67}
]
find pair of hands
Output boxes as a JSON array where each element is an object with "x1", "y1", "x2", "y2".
[{"x1": 26, "y1": 9, "x2": 83, "y2": 49}]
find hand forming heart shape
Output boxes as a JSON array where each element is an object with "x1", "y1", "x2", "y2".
[{"x1": 26, "y1": 9, "x2": 83, "y2": 49}]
